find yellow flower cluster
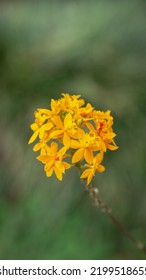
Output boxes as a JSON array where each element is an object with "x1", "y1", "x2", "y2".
[{"x1": 28, "y1": 93, "x2": 118, "y2": 185}]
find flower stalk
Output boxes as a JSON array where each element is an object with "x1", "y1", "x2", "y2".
[{"x1": 83, "y1": 180, "x2": 146, "y2": 254}]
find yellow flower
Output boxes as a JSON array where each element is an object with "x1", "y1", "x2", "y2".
[
  {"x1": 50, "y1": 113, "x2": 83, "y2": 148},
  {"x1": 33, "y1": 132, "x2": 50, "y2": 155},
  {"x1": 39, "y1": 98, "x2": 61, "y2": 119},
  {"x1": 80, "y1": 152, "x2": 105, "y2": 185},
  {"x1": 79, "y1": 103, "x2": 94, "y2": 118},
  {"x1": 37, "y1": 142, "x2": 71, "y2": 181},
  {"x1": 85, "y1": 110, "x2": 118, "y2": 152},
  {"x1": 71, "y1": 132, "x2": 100, "y2": 164},
  {"x1": 28, "y1": 110, "x2": 54, "y2": 144},
  {"x1": 60, "y1": 93, "x2": 85, "y2": 113}
]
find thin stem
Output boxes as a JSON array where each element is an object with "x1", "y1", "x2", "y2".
[
  {"x1": 84, "y1": 180, "x2": 146, "y2": 254},
  {"x1": 76, "y1": 162, "x2": 146, "y2": 254}
]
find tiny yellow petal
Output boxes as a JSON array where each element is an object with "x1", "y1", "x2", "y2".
[
  {"x1": 40, "y1": 109, "x2": 51, "y2": 115},
  {"x1": 87, "y1": 172, "x2": 94, "y2": 185},
  {"x1": 95, "y1": 152, "x2": 104, "y2": 164},
  {"x1": 51, "y1": 99, "x2": 56, "y2": 110},
  {"x1": 72, "y1": 148, "x2": 84, "y2": 163},
  {"x1": 56, "y1": 163, "x2": 65, "y2": 173},
  {"x1": 63, "y1": 162, "x2": 71, "y2": 170},
  {"x1": 63, "y1": 132, "x2": 70, "y2": 148},
  {"x1": 54, "y1": 166, "x2": 63, "y2": 181},
  {"x1": 84, "y1": 149, "x2": 93, "y2": 164},
  {"x1": 37, "y1": 155, "x2": 49, "y2": 163},
  {"x1": 45, "y1": 160, "x2": 54, "y2": 171},
  {"x1": 58, "y1": 146, "x2": 67, "y2": 157},
  {"x1": 51, "y1": 142, "x2": 58, "y2": 153},
  {"x1": 39, "y1": 127, "x2": 45, "y2": 139},
  {"x1": 33, "y1": 142, "x2": 41, "y2": 151},
  {"x1": 30, "y1": 123, "x2": 38, "y2": 131},
  {"x1": 41, "y1": 147, "x2": 46, "y2": 155},
  {"x1": 70, "y1": 139, "x2": 81, "y2": 149},
  {"x1": 80, "y1": 169, "x2": 91, "y2": 179},
  {"x1": 105, "y1": 132, "x2": 116, "y2": 139},
  {"x1": 28, "y1": 130, "x2": 39, "y2": 144},
  {"x1": 64, "y1": 113, "x2": 72, "y2": 128},
  {"x1": 75, "y1": 128, "x2": 85, "y2": 138},
  {"x1": 43, "y1": 122, "x2": 53, "y2": 131},
  {"x1": 53, "y1": 115, "x2": 63, "y2": 129},
  {"x1": 97, "y1": 165, "x2": 105, "y2": 173},
  {"x1": 46, "y1": 168, "x2": 53, "y2": 177},
  {"x1": 50, "y1": 130, "x2": 63, "y2": 139},
  {"x1": 106, "y1": 144, "x2": 119, "y2": 151}
]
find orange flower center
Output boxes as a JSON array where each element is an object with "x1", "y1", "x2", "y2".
[
  {"x1": 55, "y1": 156, "x2": 60, "y2": 161},
  {"x1": 98, "y1": 121, "x2": 104, "y2": 134}
]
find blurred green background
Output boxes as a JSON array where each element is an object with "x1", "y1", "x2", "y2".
[{"x1": 0, "y1": 0, "x2": 146, "y2": 260}]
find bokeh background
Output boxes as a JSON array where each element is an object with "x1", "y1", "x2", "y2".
[{"x1": 0, "y1": 0, "x2": 146, "y2": 260}]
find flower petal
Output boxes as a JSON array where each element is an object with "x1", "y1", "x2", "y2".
[
  {"x1": 58, "y1": 146, "x2": 67, "y2": 157},
  {"x1": 97, "y1": 165, "x2": 105, "y2": 173},
  {"x1": 84, "y1": 148, "x2": 93, "y2": 164},
  {"x1": 63, "y1": 132, "x2": 70, "y2": 148},
  {"x1": 75, "y1": 128, "x2": 85, "y2": 138},
  {"x1": 28, "y1": 130, "x2": 39, "y2": 144},
  {"x1": 33, "y1": 142, "x2": 41, "y2": 151},
  {"x1": 30, "y1": 123, "x2": 38, "y2": 131},
  {"x1": 56, "y1": 162, "x2": 65, "y2": 173},
  {"x1": 87, "y1": 172, "x2": 94, "y2": 185},
  {"x1": 43, "y1": 122, "x2": 54, "y2": 131},
  {"x1": 45, "y1": 160, "x2": 54, "y2": 171},
  {"x1": 39, "y1": 127, "x2": 45, "y2": 139},
  {"x1": 106, "y1": 144, "x2": 119, "y2": 150},
  {"x1": 53, "y1": 115, "x2": 63, "y2": 129},
  {"x1": 54, "y1": 166, "x2": 63, "y2": 181},
  {"x1": 72, "y1": 148, "x2": 84, "y2": 163},
  {"x1": 40, "y1": 109, "x2": 51, "y2": 115},
  {"x1": 95, "y1": 152, "x2": 104, "y2": 165},
  {"x1": 50, "y1": 130, "x2": 63, "y2": 139},
  {"x1": 70, "y1": 139, "x2": 81, "y2": 149},
  {"x1": 105, "y1": 132, "x2": 116, "y2": 139},
  {"x1": 51, "y1": 99, "x2": 56, "y2": 110},
  {"x1": 64, "y1": 113, "x2": 72, "y2": 128},
  {"x1": 46, "y1": 168, "x2": 53, "y2": 177},
  {"x1": 51, "y1": 142, "x2": 58, "y2": 153},
  {"x1": 41, "y1": 147, "x2": 47, "y2": 155},
  {"x1": 37, "y1": 155, "x2": 49, "y2": 164},
  {"x1": 80, "y1": 169, "x2": 91, "y2": 179},
  {"x1": 63, "y1": 161, "x2": 71, "y2": 170}
]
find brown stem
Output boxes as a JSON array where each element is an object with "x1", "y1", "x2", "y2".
[{"x1": 85, "y1": 182, "x2": 146, "y2": 254}]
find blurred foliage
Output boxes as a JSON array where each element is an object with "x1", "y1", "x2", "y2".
[{"x1": 0, "y1": 0, "x2": 146, "y2": 259}]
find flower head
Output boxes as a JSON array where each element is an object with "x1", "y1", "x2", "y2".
[{"x1": 28, "y1": 93, "x2": 118, "y2": 184}]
